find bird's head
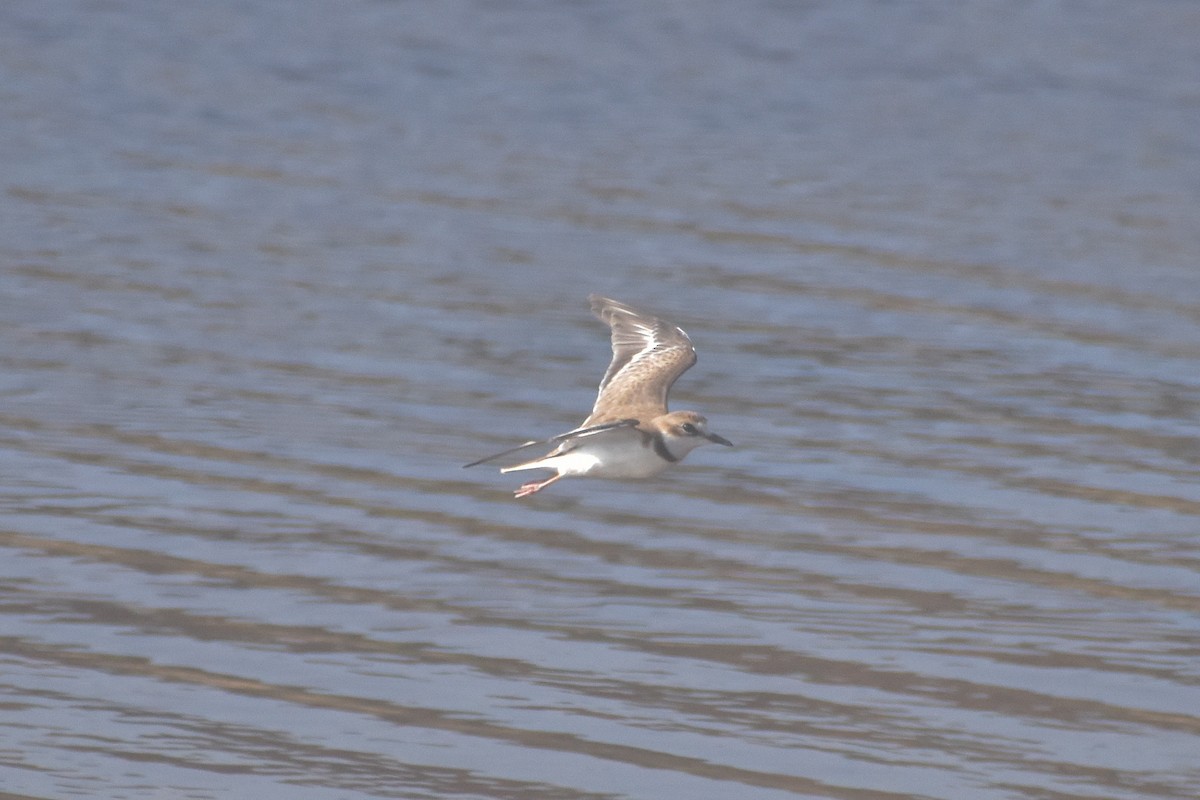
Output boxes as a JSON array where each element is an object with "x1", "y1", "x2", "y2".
[{"x1": 657, "y1": 410, "x2": 733, "y2": 457}]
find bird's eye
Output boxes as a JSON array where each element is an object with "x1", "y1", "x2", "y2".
[{"x1": 680, "y1": 423, "x2": 698, "y2": 435}]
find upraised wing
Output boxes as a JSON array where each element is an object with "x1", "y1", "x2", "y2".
[{"x1": 584, "y1": 295, "x2": 697, "y2": 425}]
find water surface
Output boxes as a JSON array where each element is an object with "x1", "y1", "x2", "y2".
[{"x1": 2, "y1": 1, "x2": 1199, "y2": 799}]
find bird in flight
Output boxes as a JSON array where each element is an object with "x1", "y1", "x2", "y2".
[{"x1": 465, "y1": 294, "x2": 732, "y2": 498}]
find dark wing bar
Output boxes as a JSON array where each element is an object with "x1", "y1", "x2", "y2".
[{"x1": 462, "y1": 419, "x2": 639, "y2": 468}]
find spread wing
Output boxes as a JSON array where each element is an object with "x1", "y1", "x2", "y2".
[
  {"x1": 584, "y1": 295, "x2": 696, "y2": 425},
  {"x1": 462, "y1": 418, "x2": 639, "y2": 468}
]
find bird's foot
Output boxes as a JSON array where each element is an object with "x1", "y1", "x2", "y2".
[{"x1": 513, "y1": 474, "x2": 562, "y2": 498}]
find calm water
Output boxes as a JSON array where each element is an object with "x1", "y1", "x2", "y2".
[{"x1": 3, "y1": 2, "x2": 1199, "y2": 799}]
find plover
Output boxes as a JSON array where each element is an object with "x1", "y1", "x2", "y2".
[{"x1": 465, "y1": 294, "x2": 732, "y2": 498}]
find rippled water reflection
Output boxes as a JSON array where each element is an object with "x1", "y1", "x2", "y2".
[{"x1": 3, "y1": 1, "x2": 1199, "y2": 798}]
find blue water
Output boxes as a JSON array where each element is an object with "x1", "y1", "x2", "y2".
[{"x1": 2, "y1": 1, "x2": 1199, "y2": 798}]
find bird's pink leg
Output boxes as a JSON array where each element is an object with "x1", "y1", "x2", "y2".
[{"x1": 513, "y1": 473, "x2": 563, "y2": 499}]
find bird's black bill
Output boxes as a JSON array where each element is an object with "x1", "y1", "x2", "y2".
[
  {"x1": 463, "y1": 418, "x2": 640, "y2": 468},
  {"x1": 706, "y1": 432, "x2": 734, "y2": 446}
]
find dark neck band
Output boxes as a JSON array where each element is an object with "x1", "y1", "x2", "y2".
[{"x1": 652, "y1": 433, "x2": 679, "y2": 463}]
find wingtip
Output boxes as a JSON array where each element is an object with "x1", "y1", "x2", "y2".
[
  {"x1": 462, "y1": 439, "x2": 543, "y2": 469},
  {"x1": 589, "y1": 294, "x2": 645, "y2": 322},
  {"x1": 588, "y1": 293, "x2": 616, "y2": 316}
]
